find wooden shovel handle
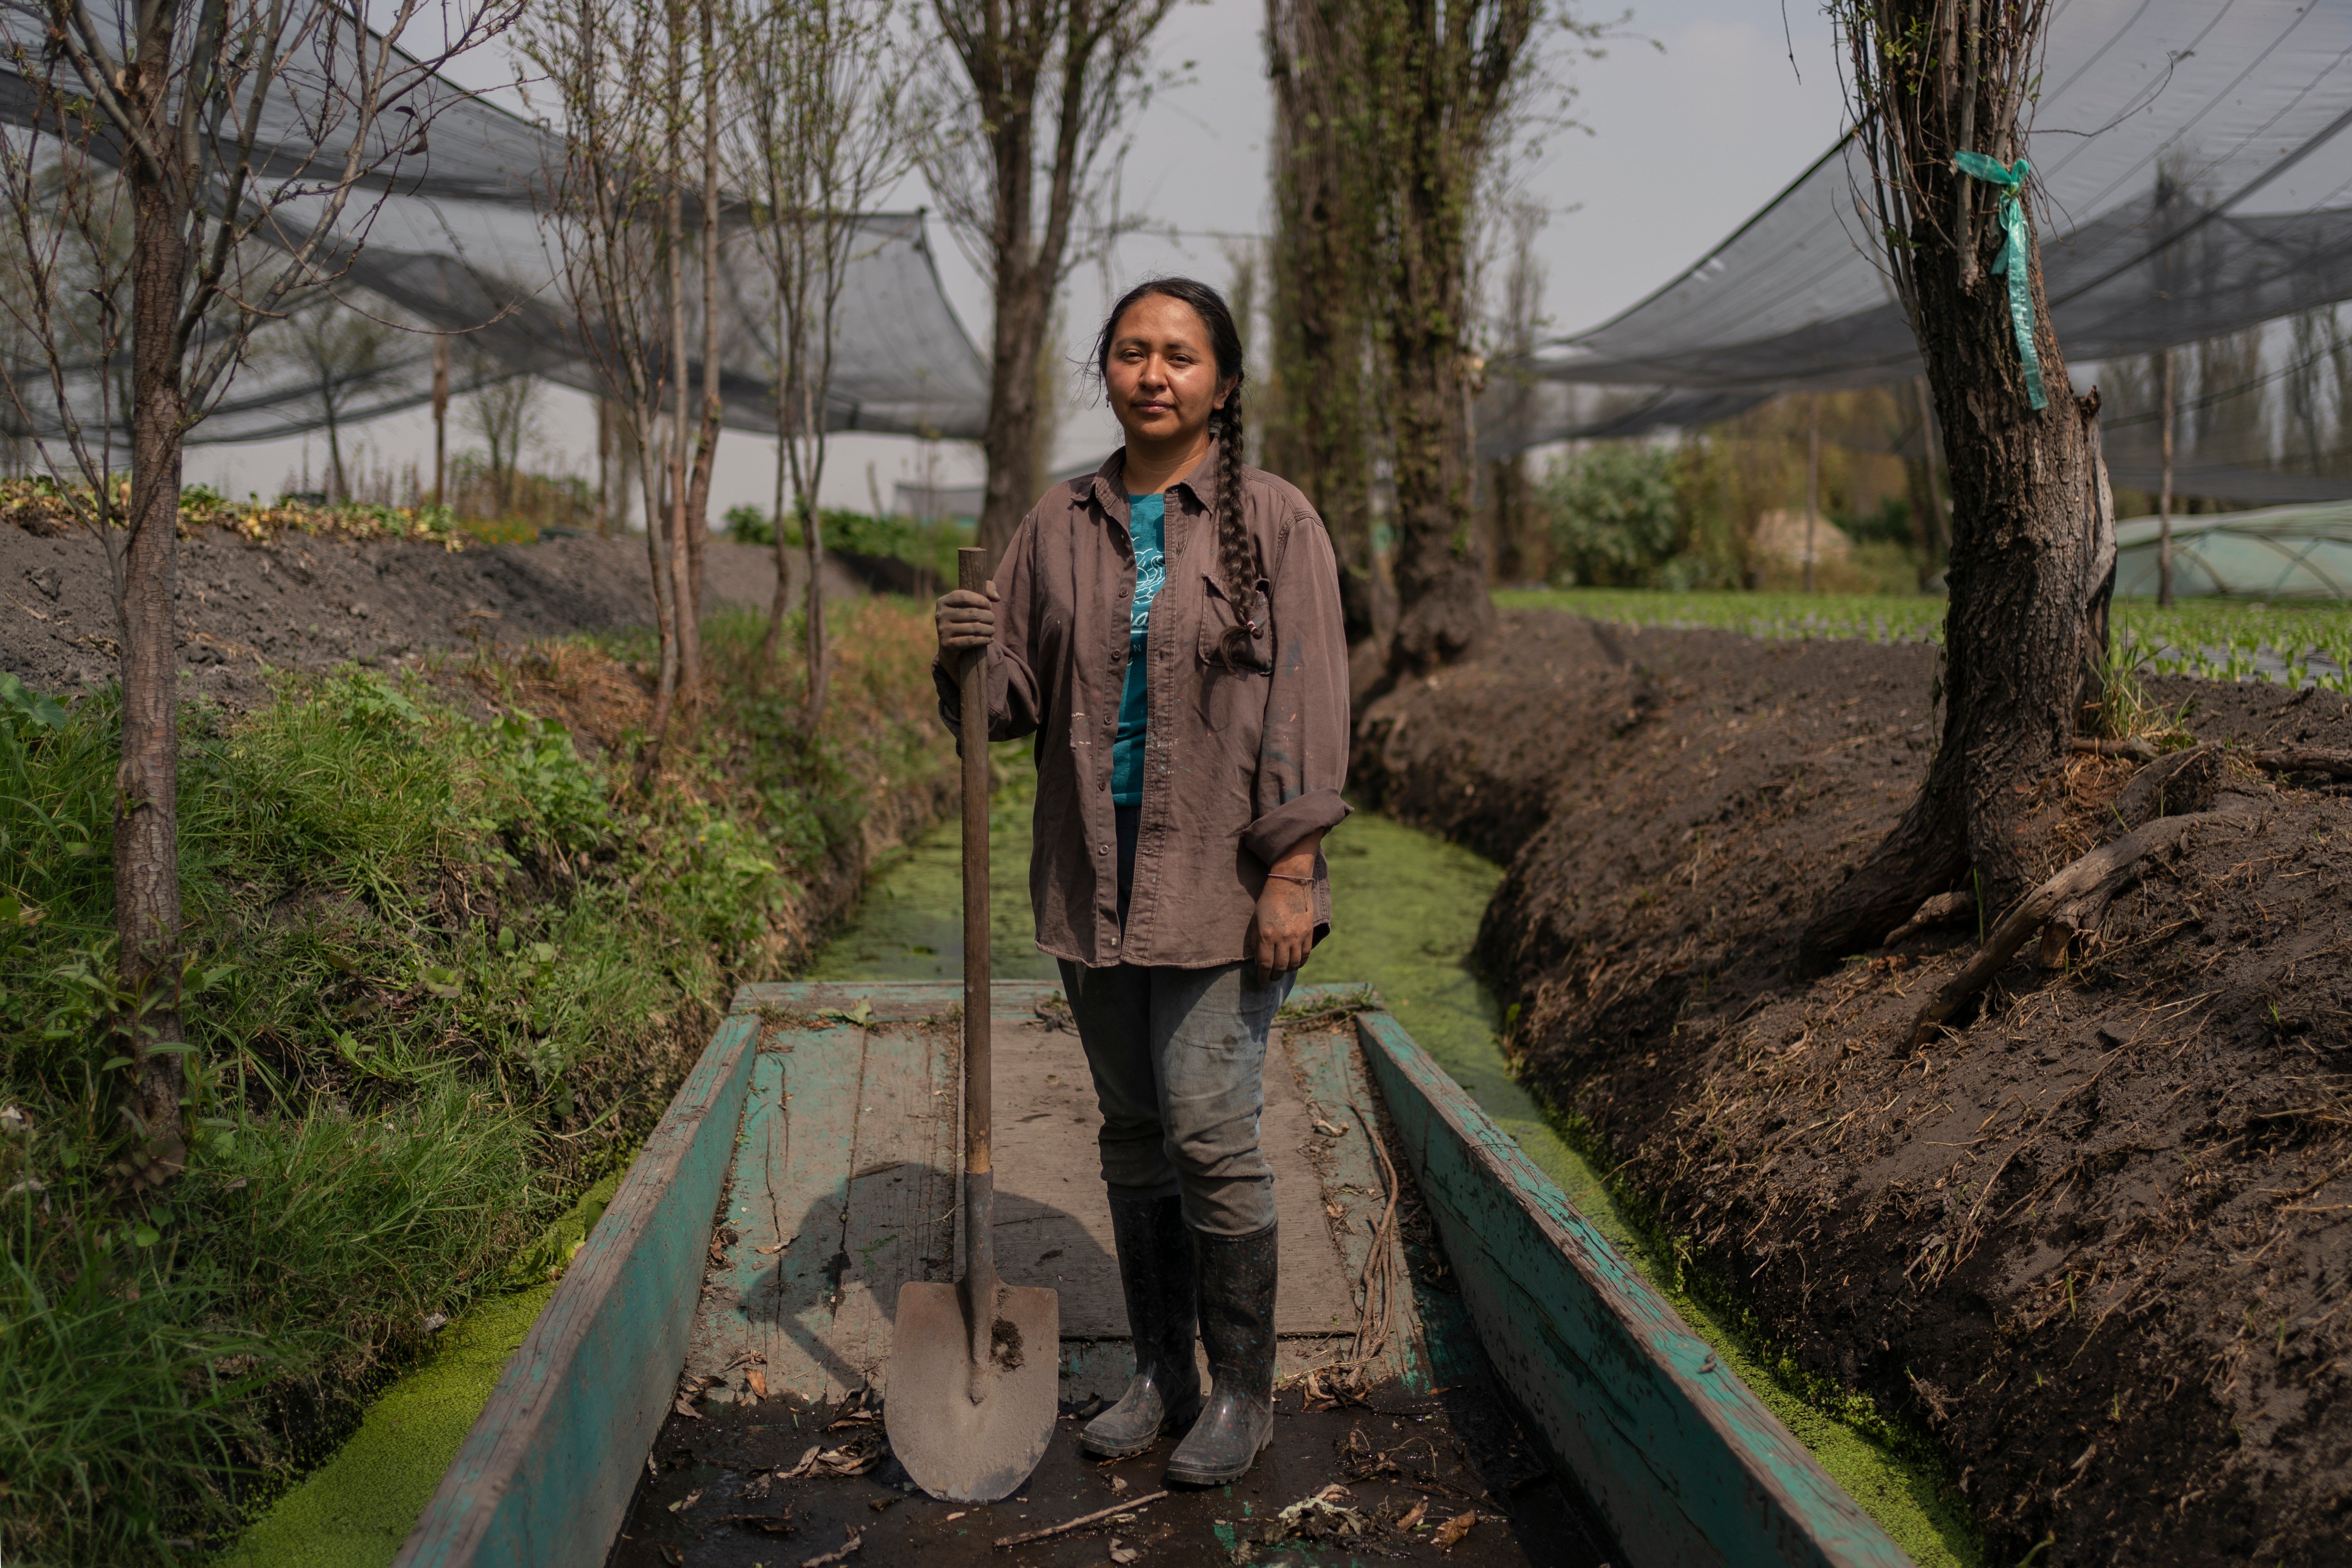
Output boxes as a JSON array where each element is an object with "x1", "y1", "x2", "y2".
[{"x1": 958, "y1": 547, "x2": 991, "y2": 1179}]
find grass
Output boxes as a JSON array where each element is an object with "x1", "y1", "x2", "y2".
[
  {"x1": 1497, "y1": 585, "x2": 2352, "y2": 690},
  {"x1": 0, "y1": 599, "x2": 951, "y2": 1565}
]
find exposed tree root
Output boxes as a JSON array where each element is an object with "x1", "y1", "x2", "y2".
[
  {"x1": 1795, "y1": 792, "x2": 1969, "y2": 975},
  {"x1": 2252, "y1": 745, "x2": 2352, "y2": 782},
  {"x1": 1885, "y1": 889, "x2": 1974, "y2": 946},
  {"x1": 1908, "y1": 790, "x2": 2261, "y2": 1048},
  {"x1": 2110, "y1": 742, "x2": 2222, "y2": 829}
]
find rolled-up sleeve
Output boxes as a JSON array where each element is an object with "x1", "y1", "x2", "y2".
[
  {"x1": 934, "y1": 513, "x2": 1047, "y2": 746},
  {"x1": 1240, "y1": 506, "x2": 1352, "y2": 864}
]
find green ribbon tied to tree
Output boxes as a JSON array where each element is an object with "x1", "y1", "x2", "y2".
[{"x1": 1953, "y1": 151, "x2": 2048, "y2": 412}]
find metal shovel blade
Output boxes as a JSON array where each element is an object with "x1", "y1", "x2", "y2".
[{"x1": 886, "y1": 1279, "x2": 1060, "y2": 1503}]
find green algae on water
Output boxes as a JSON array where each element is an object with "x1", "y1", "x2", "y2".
[
  {"x1": 1309, "y1": 812, "x2": 1982, "y2": 1568},
  {"x1": 224, "y1": 1171, "x2": 625, "y2": 1568}
]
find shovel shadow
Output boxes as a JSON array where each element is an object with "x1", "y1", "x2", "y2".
[{"x1": 726, "y1": 1162, "x2": 1118, "y2": 1404}]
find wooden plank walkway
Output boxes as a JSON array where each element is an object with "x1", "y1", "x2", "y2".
[{"x1": 685, "y1": 982, "x2": 1379, "y2": 1408}]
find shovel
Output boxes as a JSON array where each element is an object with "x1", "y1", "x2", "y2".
[{"x1": 886, "y1": 547, "x2": 1060, "y2": 1503}]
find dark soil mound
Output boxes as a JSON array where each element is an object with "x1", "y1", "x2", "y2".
[
  {"x1": 2, "y1": 522, "x2": 854, "y2": 706},
  {"x1": 1356, "y1": 610, "x2": 2352, "y2": 1567}
]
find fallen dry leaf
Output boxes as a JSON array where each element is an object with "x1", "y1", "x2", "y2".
[
  {"x1": 671, "y1": 1396, "x2": 702, "y2": 1420},
  {"x1": 1397, "y1": 1498, "x2": 1428, "y2": 1530},
  {"x1": 1432, "y1": 1510, "x2": 1477, "y2": 1548},
  {"x1": 944, "y1": 1511, "x2": 965, "y2": 1522},
  {"x1": 780, "y1": 1444, "x2": 822, "y2": 1479},
  {"x1": 1109, "y1": 1475, "x2": 1129, "y2": 1494},
  {"x1": 1108, "y1": 1538, "x2": 1138, "y2": 1564},
  {"x1": 722, "y1": 1512, "x2": 795, "y2": 1535},
  {"x1": 666, "y1": 1488, "x2": 703, "y2": 1514},
  {"x1": 746, "y1": 1368, "x2": 769, "y2": 1399},
  {"x1": 757, "y1": 1241, "x2": 787, "y2": 1255},
  {"x1": 799, "y1": 1526, "x2": 864, "y2": 1567}
]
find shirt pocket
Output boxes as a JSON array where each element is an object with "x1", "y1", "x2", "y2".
[{"x1": 1196, "y1": 573, "x2": 1274, "y2": 674}]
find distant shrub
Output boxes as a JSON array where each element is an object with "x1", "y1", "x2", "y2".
[{"x1": 1544, "y1": 444, "x2": 1686, "y2": 588}]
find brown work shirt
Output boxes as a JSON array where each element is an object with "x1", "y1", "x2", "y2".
[{"x1": 934, "y1": 443, "x2": 1352, "y2": 969}]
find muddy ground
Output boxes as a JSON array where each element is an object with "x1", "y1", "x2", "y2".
[
  {"x1": 1, "y1": 520, "x2": 862, "y2": 707},
  {"x1": 612, "y1": 1379, "x2": 1610, "y2": 1568},
  {"x1": 1356, "y1": 612, "x2": 2352, "y2": 1567}
]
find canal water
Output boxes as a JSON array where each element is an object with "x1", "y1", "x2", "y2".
[{"x1": 232, "y1": 783, "x2": 1980, "y2": 1567}]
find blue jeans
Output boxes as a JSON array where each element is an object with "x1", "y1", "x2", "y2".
[{"x1": 1056, "y1": 956, "x2": 1292, "y2": 1236}]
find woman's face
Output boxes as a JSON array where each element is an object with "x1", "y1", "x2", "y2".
[{"x1": 1104, "y1": 294, "x2": 1233, "y2": 451}]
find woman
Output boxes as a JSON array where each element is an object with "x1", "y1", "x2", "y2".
[{"x1": 933, "y1": 277, "x2": 1350, "y2": 1485}]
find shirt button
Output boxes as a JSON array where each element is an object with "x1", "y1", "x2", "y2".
[{"x1": 1097, "y1": 844, "x2": 1109, "y2": 854}]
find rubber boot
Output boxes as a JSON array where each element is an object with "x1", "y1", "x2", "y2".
[
  {"x1": 1080, "y1": 1194, "x2": 1202, "y2": 1459},
  {"x1": 1164, "y1": 1221, "x2": 1278, "y2": 1485}
]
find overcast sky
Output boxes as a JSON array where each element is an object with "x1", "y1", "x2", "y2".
[{"x1": 197, "y1": 0, "x2": 1851, "y2": 514}]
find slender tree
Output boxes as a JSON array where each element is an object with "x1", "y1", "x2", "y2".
[
  {"x1": 460, "y1": 360, "x2": 543, "y2": 513},
  {"x1": 0, "y1": 0, "x2": 517, "y2": 1181},
  {"x1": 526, "y1": 0, "x2": 719, "y2": 770},
  {"x1": 1482, "y1": 199, "x2": 1547, "y2": 585},
  {"x1": 1361, "y1": 0, "x2": 1546, "y2": 672},
  {"x1": 925, "y1": 0, "x2": 1177, "y2": 567},
  {"x1": 733, "y1": 0, "x2": 920, "y2": 729},
  {"x1": 1264, "y1": 0, "x2": 1382, "y2": 604},
  {"x1": 1799, "y1": 0, "x2": 2116, "y2": 970},
  {"x1": 279, "y1": 294, "x2": 401, "y2": 503},
  {"x1": 1266, "y1": 0, "x2": 1564, "y2": 672}
]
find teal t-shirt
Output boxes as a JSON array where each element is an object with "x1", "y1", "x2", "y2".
[{"x1": 1110, "y1": 492, "x2": 1166, "y2": 806}]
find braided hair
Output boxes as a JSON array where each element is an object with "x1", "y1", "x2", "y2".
[{"x1": 1092, "y1": 277, "x2": 1258, "y2": 668}]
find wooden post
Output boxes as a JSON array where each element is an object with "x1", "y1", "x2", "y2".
[
  {"x1": 431, "y1": 335, "x2": 450, "y2": 510},
  {"x1": 2158, "y1": 347, "x2": 2176, "y2": 608}
]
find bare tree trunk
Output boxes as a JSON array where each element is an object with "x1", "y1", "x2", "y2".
[
  {"x1": 432, "y1": 336, "x2": 450, "y2": 508},
  {"x1": 1266, "y1": 0, "x2": 1379, "y2": 597},
  {"x1": 765, "y1": 309, "x2": 793, "y2": 669},
  {"x1": 119, "y1": 117, "x2": 187, "y2": 1179},
  {"x1": 802, "y1": 495, "x2": 828, "y2": 731},
  {"x1": 2158, "y1": 346, "x2": 2175, "y2": 607},
  {"x1": 325, "y1": 405, "x2": 348, "y2": 504},
  {"x1": 662, "y1": 31, "x2": 702, "y2": 735},
  {"x1": 1800, "y1": 156, "x2": 2103, "y2": 969},
  {"x1": 635, "y1": 405, "x2": 682, "y2": 784},
  {"x1": 1804, "y1": 396, "x2": 1820, "y2": 592},
  {"x1": 1370, "y1": 0, "x2": 1526, "y2": 677},
  {"x1": 1385, "y1": 328, "x2": 1491, "y2": 671},
  {"x1": 977, "y1": 258, "x2": 1045, "y2": 569},
  {"x1": 936, "y1": 0, "x2": 1174, "y2": 572},
  {"x1": 681, "y1": 0, "x2": 721, "y2": 626}
]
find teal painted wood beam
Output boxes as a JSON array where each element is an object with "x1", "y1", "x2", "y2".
[
  {"x1": 1353, "y1": 1010, "x2": 1911, "y2": 1568},
  {"x1": 392, "y1": 1013, "x2": 764, "y2": 1568}
]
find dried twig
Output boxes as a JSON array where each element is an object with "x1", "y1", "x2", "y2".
[
  {"x1": 1910, "y1": 793, "x2": 2259, "y2": 1046},
  {"x1": 2252, "y1": 745, "x2": 2352, "y2": 782},
  {"x1": 992, "y1": 1490, "x2": 1168, "y2": 1548},
  {"x1": 799, "y1": 1528, "x2": 863, "y2": 1567}
]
